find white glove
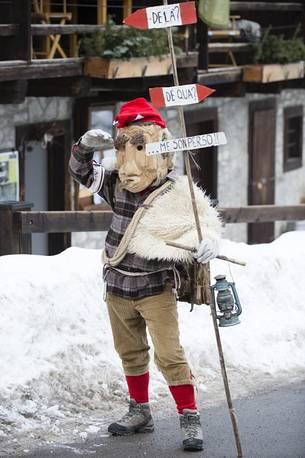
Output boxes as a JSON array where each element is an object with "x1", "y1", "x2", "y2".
[
  {"x1": 194, "y1": 238, "x2": 219, "y2": 264},
  {"x1": 80, "y1": 129, "x2": 114, "y2": 149}
]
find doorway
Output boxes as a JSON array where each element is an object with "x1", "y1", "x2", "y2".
[
  {"x1": 185, "y1": 107, "x2": 218, "y2": 201},
  {"x1": 16, "y1": 121, "x2": 72, "y2": 255},
  {"x1": 248, "y1": 99, "x2": 276, "y2": 244},
  {"x1": 24, "y1": 140, "x2": 48, "y2": 254}
]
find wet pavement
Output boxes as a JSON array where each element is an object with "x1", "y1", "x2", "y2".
[{"x1": 15, "y1": 382, "x2": 305, "y2": 458}]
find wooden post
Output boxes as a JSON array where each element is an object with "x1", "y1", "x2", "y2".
[
  {"x1": 0, "y1": 0, "x2": 31, "y2": 61},
  {"x1": 162, "y1": 2, "x2": 242, "y2": 455},
  {"x1": 12, "y1": 0, "x2": 31, "y2": 62},
  {"x1": 97, "y1": 0, "x2": 107, "y2": 25},
  {"x1": 163, "y1": 0, "x2": 211, "y2": 303},
  {"x1": 0, "y1": 201, "x2": 33, "y2": 256},
  {"x1": 197, "y1": 15, "x2": 209, "y2": 71},
  {"x1": 123, "y1": 0, "x2": 133, "y2": 19},
  {"x1": 69, "y1": 0, "x2": 78, "y2": 57}
]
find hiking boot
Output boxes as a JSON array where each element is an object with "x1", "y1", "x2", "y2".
[
  {"x1": 108, "y1": 399, "x2": 154, "y2": 436},
  {"x1": 179, "y1": 409, "x2": 203, "y2": 451}
]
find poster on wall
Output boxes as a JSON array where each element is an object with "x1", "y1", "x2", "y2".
[{"x1": 0, "y1": 150, "x2": 19, "y2": 202}]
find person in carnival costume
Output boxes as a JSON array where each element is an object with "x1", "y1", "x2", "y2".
[{"x1": 69, "y1": 98, "x2": 221, "y2": 451}]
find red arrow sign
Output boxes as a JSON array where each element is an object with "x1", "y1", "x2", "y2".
[
  {"x1": 124, "y1": 2, "x2": 197, "y2": 30},
  {"x1": 149, "y1": 84, "x2": 215, "y2": 108}
]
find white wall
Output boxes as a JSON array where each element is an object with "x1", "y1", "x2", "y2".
[
  {"x1": 274, "y1": 90, "x2": 305, "y2": 236},
  {"x1": 201, "y1": 90, "x2": 305, "y2": 242}
]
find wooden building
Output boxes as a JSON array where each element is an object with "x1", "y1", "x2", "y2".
[{"x1": 1, "y1": 0, "x2": 305, "y2": 254}]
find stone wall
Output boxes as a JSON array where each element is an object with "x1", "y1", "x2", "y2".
[{"x1": 0, "y1": 97, "x2": 72, "y2": 149}]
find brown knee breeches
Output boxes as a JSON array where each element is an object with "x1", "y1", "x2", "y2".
[{"x1": 106, "y1": 285, "x2": 193, "y2": 386}]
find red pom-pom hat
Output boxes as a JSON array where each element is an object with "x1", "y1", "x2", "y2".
[{"x1": 114, "y1": 97, "x2": 166, "y2": 129}]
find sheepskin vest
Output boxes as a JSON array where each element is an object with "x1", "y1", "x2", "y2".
[{"x1": 127, "y1": 176, "x2": 222, "y2": 263}]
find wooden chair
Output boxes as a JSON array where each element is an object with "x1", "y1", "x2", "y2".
[
  {"x1": 32, "y1": 0, "x2": 72, "y2": 58},
  {"x1": 208, "y1": 16, "x2": 250, "y2": 67}
]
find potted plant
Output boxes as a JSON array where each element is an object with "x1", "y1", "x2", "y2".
[
  {"x1": 80, "y1": 20, "x2": 182, "y2": 79},
  {"x1": 243, "y1": 26, "x2": 305, "y2": 83}
]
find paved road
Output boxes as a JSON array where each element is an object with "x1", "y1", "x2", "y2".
[{"x1": 17, "y1": 383, "x2": 305, "y2": 458}]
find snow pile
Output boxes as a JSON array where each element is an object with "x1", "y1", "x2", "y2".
[{"x1": 1, "y1": 232, "x2": 305, "y2": 445}]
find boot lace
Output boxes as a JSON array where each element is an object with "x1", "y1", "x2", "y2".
[
  {"x1": 120, "y1": 402, "x2": 142, "y2": 423},
  {"x1": 183, "y1": 414, "x2": 200, "y2": 438}
]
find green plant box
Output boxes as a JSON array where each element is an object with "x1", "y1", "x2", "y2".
[
  {"x1": 243, "y1": 61, "x2": 305, "y2": 83},
  {"x1": 84, "y1": 55, "x2": 172, "y2": 79}
]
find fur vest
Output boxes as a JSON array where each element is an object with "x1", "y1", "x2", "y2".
[{"x1": 127, "y1": 176, "x2": 222, "y2": 264}]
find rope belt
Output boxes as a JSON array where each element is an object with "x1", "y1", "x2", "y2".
[
  {"x1": 102, "y1": 263, "x2": 182, "y2": 300},
  {"x1": 105, "y1": 265, "x2": 171, "y2": 276}
]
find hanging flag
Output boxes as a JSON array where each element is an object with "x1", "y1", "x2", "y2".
[
  {"x1": 149, "y1": 84, "x2": 215, "y2": 108},
  {"x1": 124, "y1": 2, "x2": 197, "y2": 30},
  {"x1": 146, "y1": 132, "x2": 227, "y2": 156},
  {"x1": 198, "y1": 0, "x2": 229, "y2": 29}
]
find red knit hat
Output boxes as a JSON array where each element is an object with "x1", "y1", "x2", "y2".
[{"x1": 114, "y1": 98, "x2": 166, "y2": 129}]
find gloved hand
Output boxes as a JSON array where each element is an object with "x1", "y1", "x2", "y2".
[
  {"x1": 80, "y1": 129, "x2": 114, "y2": 149},
  {"x1": 194, "y1": 238, "x2": 219, "y2": 264}
]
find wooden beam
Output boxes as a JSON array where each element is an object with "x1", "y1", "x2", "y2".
[
  {"x1": 16, "y1": 211, "x2": 113, "y2": 233},
  {"x1": 197, "y1": 67, "x2": 242, "y2": 85},
  {"x1": 209, "y1": 43, "x2": 252, "y2": 53},
  {"x1": 230, "y1": 2, "x2": 303, "y2": 11},
  {"x1": 220, "y1": 205, "x2": 305, "y2": 223},
  {"x1": 0, "y1": 58, "x2": 83, "y2": 82},
  {"x1": 27, "y1": 76, "x2": 91, "y2": 97},
  {"x1": 0, "y1": 52, "x2": 195, "y2": 83},
  {"x1": 12, "y1": 205, "x2": 305, "y2": 235},
  {"x1": 0, "y1": 24, "x2": 18, "y2": 36},
  {"x1": 31, "y1": 24, "x2": 106, "y2": 36}
]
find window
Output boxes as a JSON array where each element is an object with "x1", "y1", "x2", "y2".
[{"x1": 283, "y1": 106, "x2": 303, "y2": 172}]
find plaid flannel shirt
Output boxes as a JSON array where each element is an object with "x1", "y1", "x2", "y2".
[{"x1": 69, "y1": 140, "x2": 178, "y2": 299}]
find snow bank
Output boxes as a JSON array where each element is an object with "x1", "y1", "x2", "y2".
[{"x1": 0, "y1": 232, "x2": 305, "y2": 443}]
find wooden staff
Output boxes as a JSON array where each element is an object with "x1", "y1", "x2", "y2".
[
  {"x1": 163, "y1": 0, "x2": 211, "y2": 304},
  {"x1": 165, "y1": 241, "x2": 246, "y2": 266},
  {"x1": 162, "y1": 2, "x2": 243, "y2": 456}
]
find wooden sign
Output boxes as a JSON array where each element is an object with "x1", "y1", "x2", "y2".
[
  {"x1": 146, "y1": 132, "x2": 227, "y2": 156},
  {"x1": 124, "y1": 2, "x2": 197, "y2": 30},
  {"x1": 149, "y1": 84, "x2": 215, "y2": 108}
]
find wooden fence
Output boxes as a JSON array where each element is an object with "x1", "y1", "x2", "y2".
[{"x1": 1, "y1": 201, "x2": 305, "y2": 256}]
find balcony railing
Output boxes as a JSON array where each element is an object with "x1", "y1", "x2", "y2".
[{"x1": 0, "y1": 1, "x2": 304, "y2": 86}]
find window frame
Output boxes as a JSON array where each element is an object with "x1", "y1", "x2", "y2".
[{"x1": 283, "y1": 105, "x2": 303, "y2": 172}]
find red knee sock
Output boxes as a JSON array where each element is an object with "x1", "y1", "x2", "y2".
[
  {"x1": 125, "y1": 372, "x2": 149, "y2": 404},
  {"x1": 169, "y1": 384, "x2": 197, "y2": 414}
]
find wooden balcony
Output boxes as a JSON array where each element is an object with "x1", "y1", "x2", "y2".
[{"x1": 0, "y1": 1, "x2": 305, "y2": 102}]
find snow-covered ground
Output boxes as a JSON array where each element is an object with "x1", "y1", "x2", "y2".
[{"x1": 1, "y1": 232, "x2": 305, "y2": 455}]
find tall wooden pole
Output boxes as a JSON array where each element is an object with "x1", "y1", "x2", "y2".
[
  {"x1": 162, "y1": 2, "x2": 243, "y2": 456},
  {"x1": 165, "y1": 15, "x2": 202, "y2": 243},
  {"x1": 163, "y1": 0, "x2": 211, "y2": 303}
]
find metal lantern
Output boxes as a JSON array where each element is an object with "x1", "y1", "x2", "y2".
[{"x1": 210, "y1": 275, "x2": 242, "y2": 327}]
